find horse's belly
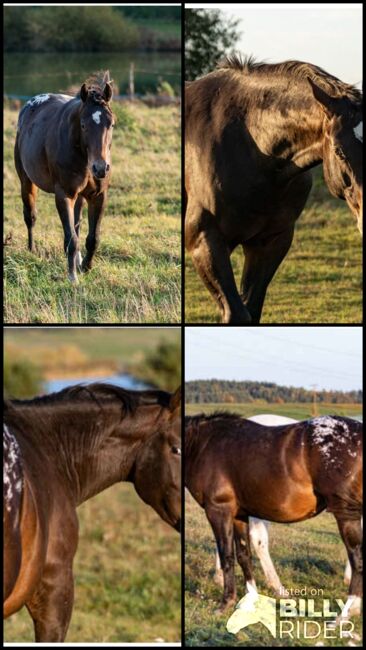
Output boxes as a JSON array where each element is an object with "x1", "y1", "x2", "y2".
[{"x1": 241, "y1": 485, "x2": 321, "y2": 524}]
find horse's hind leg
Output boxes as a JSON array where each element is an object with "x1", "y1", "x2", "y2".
[
  {"x1": 14, "y1": 144, "x2": 38, "y2": 252},
  {"x1": 185, "y1": 203, "x2": 251, "y2": 324},
  {"x1": 205, "y1": 503, "x2": 236, "y2": 611},
  {"x1": 335, "y1": 516, "x2": 363, "y2": 618},
  {"x1": 249, "y1": 519, "x2": 284, "y2": 596}
]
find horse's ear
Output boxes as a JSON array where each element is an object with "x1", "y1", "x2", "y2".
[
  {"x1": 103, "y1": 82, "x2": 113, "y2": 103},
  {"x1": 307, "y1": 77, "x2": 344, "y2": 118},
  {"x1": 169, "y1": 386, "x2": 181, "y2": 414},
  {"x1": 80, "y1": 83, "x2": 88, "y2": 103}
]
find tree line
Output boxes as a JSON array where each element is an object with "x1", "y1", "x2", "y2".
[
  {"x1": 4, "y1": 6, "x2": 181, "y2": 53},
  {"x1": 186, "y1": 380, "x2": 362, "y2": 404}
]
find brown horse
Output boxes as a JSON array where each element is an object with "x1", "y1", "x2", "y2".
[
  {"x1": 4, "y1": 383, "x2": 181, "y2": 642},
  {"x1": 14, "y1": 71, "x2": 115, "y2": 282},
  {"x1": 185, "y1": 413, "x2": 362, "y2": 618},
  {"x1": 185, "y1": 56, "x2": 363, "y2": 323}
]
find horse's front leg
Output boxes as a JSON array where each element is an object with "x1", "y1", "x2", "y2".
[
  {"x1": 26, "y1": 560, "x2": 75, "y2": 642},
  {"x1": 25, "y1": 510, "x2": 78, "y2": 642},
  {"x1": 241, "y1": 225, "x2": 295, "y2": 323},
  {"x1": 74, "y1": 195, "x2": 86, "y2": 271},
  {"x1": 233, "y1": 518, "x2": 256, "y2": 592},
  {"x1": 82, "y1": 192, "x2": 106, "y2": 272},
  {"x1": 186, "y1": 202, "x2": 251, "y2": 324},
  {"x1": 205, "y1": 503, "x2": 236, "y2": 611},
  {"x1": 54, "y1": 186, "x2": 78, "y2": 282}
]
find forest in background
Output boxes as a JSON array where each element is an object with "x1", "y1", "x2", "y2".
[
  {"x1": 4, "y1": 6, "x2": 181, "y2": 53},
  {"x1": 185, "y1": 379, "x2": 362, "y2": 404}
]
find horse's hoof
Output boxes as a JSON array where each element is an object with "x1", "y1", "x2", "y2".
[
  {"x1": 215, "y1": 598, "x2": 236, "y2": 615},
  {"x1": 68, "y1": 273, "x2": 79, "y2": 284}
]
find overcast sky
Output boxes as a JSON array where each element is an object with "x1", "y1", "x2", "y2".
[
  {"x1": 186, "y1": 3, "x2": 362, "y2": 85},
  {"x1": 185, "y1": 327, "x2": 362, "y2": 392}
]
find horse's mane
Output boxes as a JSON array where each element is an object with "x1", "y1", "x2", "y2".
[
  {"x1": 8, "y1": 383, "x2": 171, "y2": 415},
  {"x1": 77, "y1": 70, "x2": 113, "y2": 106},
  {"x1": 185, "y1": 411, "x2": 241, "y2": 426},
  {"x1": 217, "y1": 54, "x2": 362, "y2": 104}
]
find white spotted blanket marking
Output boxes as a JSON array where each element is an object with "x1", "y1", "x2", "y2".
[{"x1": 3, "y1": 425, "x2": 23, "y2": 522}]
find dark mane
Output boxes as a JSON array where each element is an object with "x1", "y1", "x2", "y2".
[
  {"x1": 217, "y1": 54, "x2": 362, "y2": 104},
  {"x1": 185, "y1": 411, "x2": 241, "y2": 425},
  {"x1": 9, "y1": 383, "x2": 171, "y2": 415}
]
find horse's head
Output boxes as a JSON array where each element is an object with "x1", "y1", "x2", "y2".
[
  {"x1": 133, "y1": 387, "x2": 181, "y2": 532},
  {"x1": 79, "y1": 81, "x2": 115, "y2": 180},
  {"x1": 309, "y1": 78, "x2": 363, "y2": 234}
]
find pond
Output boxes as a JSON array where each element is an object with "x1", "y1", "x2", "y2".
[
  {"x1": 47, "y1": 373, "x2": 150, "y2": 394},
  {"x1": 4, "y1": 51, "x2": 181, "y2": 99}
]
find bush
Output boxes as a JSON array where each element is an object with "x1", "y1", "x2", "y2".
[
  {"x1": 4, "y1": 357, "x2": 44, "y2": 399},
  {"x1": 130, "y1": 341, "x2": 181, "y2": 391}
]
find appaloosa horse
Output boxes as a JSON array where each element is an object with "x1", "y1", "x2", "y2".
[
  {"x1": 185, "y1": 413, "x2": 362, "y2": 619},
  {"x1": 185, "y1": 56, "x2": 363, "y2": 323},
  {"x1": 4, "y1": 383, "x2": 181, "y2": 642},
  {"x1": 14, "y1": 71, "x2": 115, "y2": 281},
  {"x1": 212, "y1": 414, "x2": 353, "y2": 594}
]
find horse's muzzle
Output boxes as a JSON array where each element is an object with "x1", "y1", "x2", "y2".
[{"x1": 92, "y1": 162, "x2": 110, "y2": 179}]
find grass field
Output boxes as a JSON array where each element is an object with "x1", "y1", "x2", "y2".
[
  {"x1": 184, "y1": 402, "x2": 362, "y2": 420},
  {"x1": 185, "y1": 169, "x2": 362, "y2": 324},
  {"x1": 4, "y1": 484, "x2": 181, "y2": 643},
  {"x1": 4, "y1": 102, "x2": 181, "y2": 324},
  {"x1": 185, "y1": 402, "x2": 362, "y2": 647}
]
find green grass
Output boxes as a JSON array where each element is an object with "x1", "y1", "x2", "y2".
[
  {"x1": 4, "y1": 484, "x2": 181, "y2": 643},
  {"x1": 185, "y1": 402, "x2": 362, "y2": 647},
  {"x1": 4, "y1": 103, "x2": 181, "y2": 323},
  {"x1": 185, "y1": 402, "x2": 362, "y2": 420},
  {"x1": 185, "y1": 170, "x2": 362, "y2": 324}
]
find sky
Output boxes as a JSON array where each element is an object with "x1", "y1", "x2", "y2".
[
  {"x1": 186, "y1": 3, "x2": 362, "y2": 85},
  {"x1": 185, "y1": 327, "x2": 362, "y2": 392}
]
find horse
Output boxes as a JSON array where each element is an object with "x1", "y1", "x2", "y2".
[
  {"x1": 14, "y1": 71, "x2": 115, "y2": 282},
  {"x1": 185, "y1": 413, "x2": 362, "y2": 619},
  {"x1": 185, "y1": 56, "x2": 363, "y2": 323},
  {"x1": 212, "y1": 414, "x2": 352, "y2": 594},
  {"x1": 4, "y1": 383, "x2": 181, "y2": 642}
]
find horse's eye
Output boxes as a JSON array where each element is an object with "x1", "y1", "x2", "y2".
[
  {"x1": 81, "y1": 122, "x2": 86, "y2": 130},
  {"x1": 171, "y1": 446, "x2": 181, "y2": 455}
]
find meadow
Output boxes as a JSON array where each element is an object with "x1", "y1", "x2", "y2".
[
  {"x1": 185, "y1": 169, "x2": 362, "y2": 324},
  {"x1": 185, "y1": 402, "x2": 362, "y2": 647},
  {"x1": 4, "y1": 484, "x2": 181, "y2": 643},
  {"x1": 4, "y1": 101, "x2": 181, "y2": 324}
]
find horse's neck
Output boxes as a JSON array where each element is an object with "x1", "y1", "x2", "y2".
[
  {"x1": 55, "y1": 412, "x2": 153, "y2": 505},
  {"x1": 250, "y1": 93, "x2": 324, "y2": 174}
]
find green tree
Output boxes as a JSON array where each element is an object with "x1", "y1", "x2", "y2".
[
  {"x1": 4, "y1": 358, "x2": 44, "y2": 399},
  {"x1": 131, "y1": 341, "x2": 181, "y2": 392},
  {"x1": 185, "y1": 8, "x2": 241, "y2": 80}
]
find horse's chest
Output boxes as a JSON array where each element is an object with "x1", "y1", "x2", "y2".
[{"x1": 3, "y1": 425, "x2": 23, "y2": 521}]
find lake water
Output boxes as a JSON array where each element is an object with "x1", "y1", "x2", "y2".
[
  {"x1": 4, "y1": 51, "x2": 181, "y2": 99},
  {"x1": 47, "y1": 373, "x2": 150, "y2": 394}
]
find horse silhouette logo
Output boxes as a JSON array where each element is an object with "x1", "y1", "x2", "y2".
[{"x1": 227, "y1": 583, "x2": 277, "y2": 637}]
